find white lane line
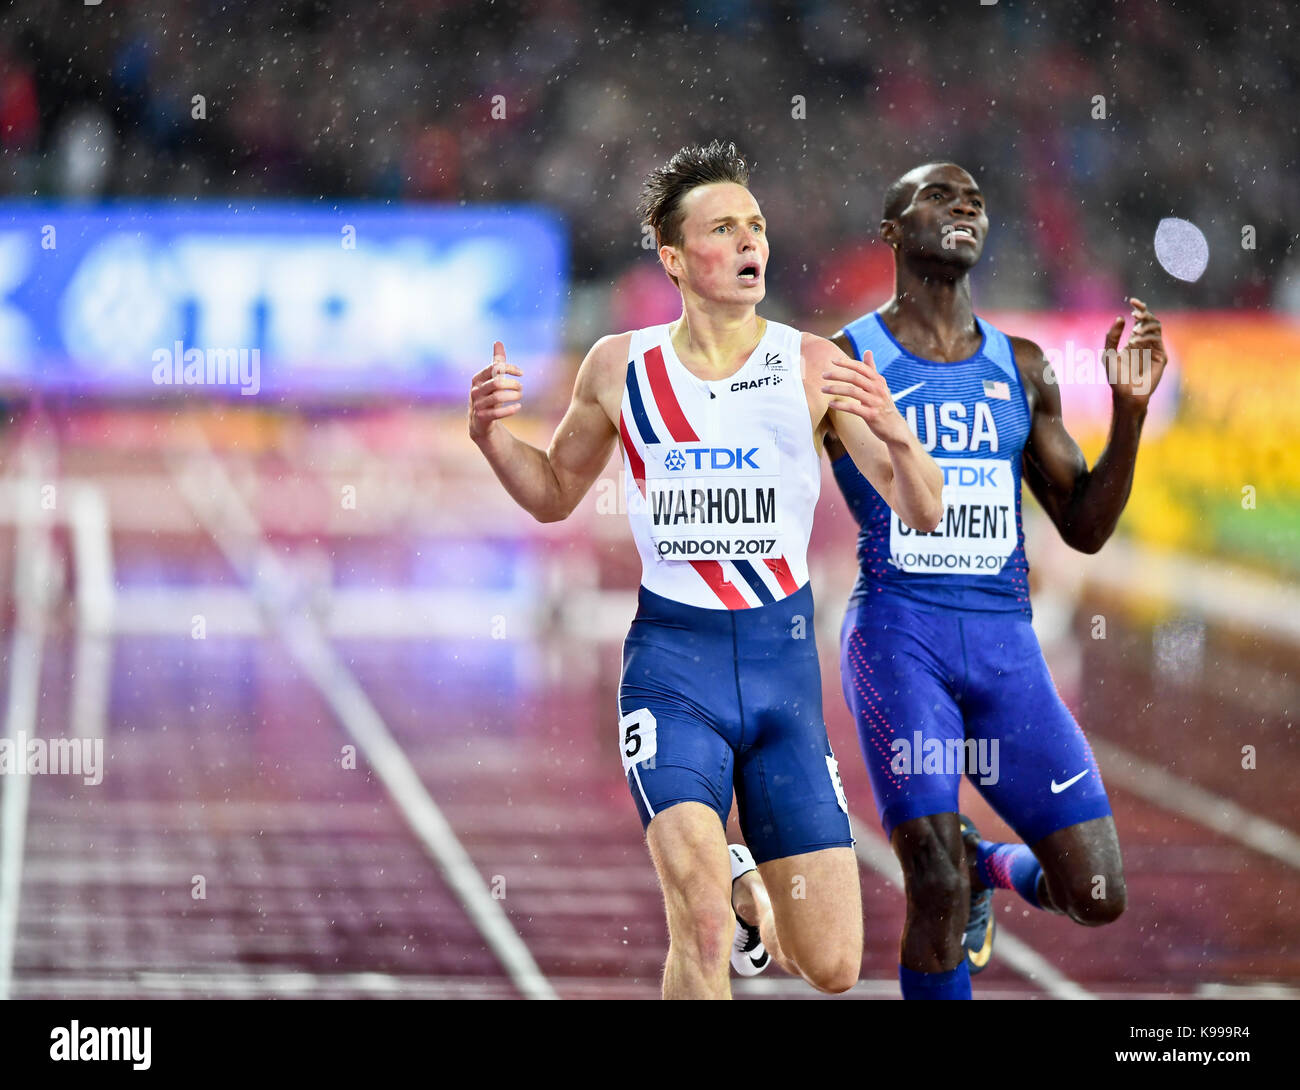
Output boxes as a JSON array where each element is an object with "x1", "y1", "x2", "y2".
[
  {"x1": 277, "y1": 613, "x2": 557, "y2": 999},
  {"x1": 848, "y1": 814, "x2": 1094, "y2": 1000},
  {"x1": 7, "y1": 971, "x2": 1223, "y2": 1001},
  {"x1": 12, "y1": 972, "x2": 524, "y2": 999},
  {"x1": 106, "y1": 586, "x2": 541, "y2": 639},
  {"x1": 67, "y1": 483, "x2": 115, "y2": 740},
  {"x1": 1091, "y1": 736, "x2": 1300, "y2": 871},
  {"x1": 1196, "y1": 982, "x2": 1300, "y2": 1000},
  {"x1": 1086, "y1": 539, "x2": 1300, "y2": 646},
  {"x1": 0, "y1": 461, "x2": 57, "y2": 1002},
  {"x1": 168, "y1": 446, "x2": 556, "y2": 1001}
]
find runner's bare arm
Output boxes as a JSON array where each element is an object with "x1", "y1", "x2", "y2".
[
  {"x1": 1015, "y1": 300, "x2": 1167, "y2": 553},
  {"x1": 819, "y1": 333, "x2": 854, "y2": 461},
  {"x1": 468, "y1": 337, "x2": 621, "y2": 523},
  {"x1": 803, "y1": 333, "x2": 943, "y2": 532}
]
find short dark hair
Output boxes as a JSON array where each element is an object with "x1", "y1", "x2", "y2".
[
  {"x1": 882, "y1": 161, "x2": 952, "y2": 222},
  {"x1": 639, "y1": 140, "x2": 750, "y2": 283}
]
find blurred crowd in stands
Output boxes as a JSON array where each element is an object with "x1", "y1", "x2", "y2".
[{"x1": 2, "y1": 0, "x2": 1296, "y2": 317}]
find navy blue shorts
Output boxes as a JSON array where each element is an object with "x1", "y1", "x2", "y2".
[
  {"x1": 618, "y1": 583, "x2": 853, "y2": 865},
  {"x1": 839, "y1": 596, "x2": 1112, "y2": 845}
]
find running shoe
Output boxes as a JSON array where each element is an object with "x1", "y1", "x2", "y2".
[
  {"x1": 959, "y1": 814, "x2": 996, "y2": 975},
  {"x1": 728, "y1": 844, "x2": 771, "y2": 977}
]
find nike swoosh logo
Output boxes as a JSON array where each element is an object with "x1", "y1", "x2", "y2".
[
  {"x1": 1050, "y1": 770, "x2": 1089, "y2": 793},
  {"x1": 890, "y1": 380, "x2": 925, "y2": 402}
]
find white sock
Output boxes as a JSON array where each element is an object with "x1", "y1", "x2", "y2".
[{"x1": 728, "y1": 843, "x2": 757, "y2": 883}]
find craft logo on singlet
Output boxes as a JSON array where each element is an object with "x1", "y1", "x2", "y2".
[
  {"x1": 646, "y1": 439, "x2": 781, "y2": 559},
  {"x1": 730, "y1": 375, "x2": 781, "y2": 392},
  {"x1": 730, "y1": 352, "x2": 788, "y2": 391}
]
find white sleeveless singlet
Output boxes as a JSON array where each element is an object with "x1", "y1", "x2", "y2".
[{"x1": 617, "y1": 320, "x2": 819, "y2": 610}]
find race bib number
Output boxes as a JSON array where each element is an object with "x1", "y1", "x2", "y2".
[
  {"x1": 644, "y1": 436, "x2": 781, "y2": 560},
  {"x1": 889, "y1": 458, "x2": 1015, "y2": 575},
  {"x1": 826, "y1": 754, "x2": 848, "y2": 814},
  {"x1": 618, "y1": 708, "x2": 658, "y2": 774}
]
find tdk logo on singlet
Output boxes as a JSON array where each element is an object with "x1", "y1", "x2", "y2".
[
  {"x1": 943, "y1": 464, "x2": 1000, "y2": 487},
  {"x1": 668, "y1": 448, "x2": 761, "y2": 470},
  {"x1": 905, "y1": 401, "x2": 1000, "y2": 453}
]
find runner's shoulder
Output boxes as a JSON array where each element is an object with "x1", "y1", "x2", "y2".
[
  {"x1": 1004, "y1": 334, "x2": 1047, "y2": 375},
  {"x1": 587, "y1": 330, "x2": 635, "y2": 367},
  {"x1": 576, "y1": 331, "x2": 636, "y2": 396},
  {"x1": 1004, "y1": 333, "x2": 1052, "y2": 405},
  {"x1": 828, "y1": 329, "x2": 855, "y2": 357},
  {"x1": 799, "y1": 330, "x2": 844, "y2": 369}
]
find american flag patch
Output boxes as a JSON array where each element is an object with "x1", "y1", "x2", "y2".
[{"x1": 983, "y1": 379, "x2": 1010, "y2": 400}]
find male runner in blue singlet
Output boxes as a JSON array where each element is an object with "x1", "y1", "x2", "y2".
[
  {"x1": 469, "y1": 142, "x2": 944, "y2": 999},
  {"x1": 825, "y1": 162, "x2": 1168, "y2": 1000}
]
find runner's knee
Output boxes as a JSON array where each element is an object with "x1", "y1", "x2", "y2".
[
  {"x1": 662, "y1": 885, "x2": 735, "y2": 967},
  {"x1": 906, "y1": 860, "x2": 967, "y2": 928},
  {"x1": 899, "y1": 831, "x2": 969, "y2": 956},
  {"x1": 797, "y1": 947, "x2": 860, "y2": 994},
  {"x1": 899, "y1": 824, "x2": 968, "y2": 912},
  {"x1": 1054, "y1": 870, "x2": 1126, "y2": 926},
  {"x1": 690, "y1": 910, "x2": 736, "y2": 967},
  {"x1": 657, "y1": 859, "x2": 736, "y2": 966}
]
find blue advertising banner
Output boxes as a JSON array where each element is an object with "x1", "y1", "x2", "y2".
[{"x1": 0, "y1": 203, "x2": 567, "y2": 398}]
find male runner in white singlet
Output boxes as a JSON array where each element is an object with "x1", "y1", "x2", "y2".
[{"x1": 468, "y1": 141, "x2": 943, "y2": 999}]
